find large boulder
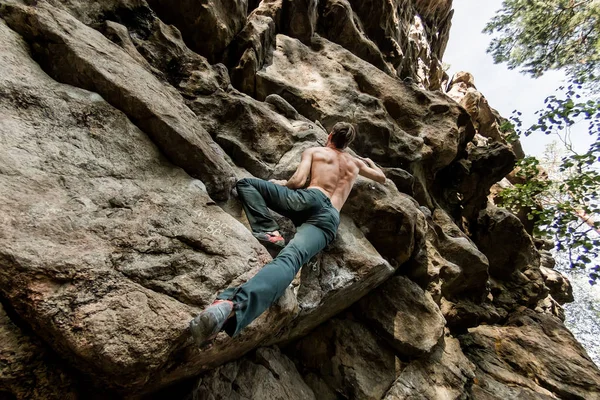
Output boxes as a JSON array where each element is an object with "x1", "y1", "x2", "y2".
[
  {"x1": 256, "y1": 34, "x2": 473, "y2": 176},
  {"x1": 291, "y1": 317, "x2": 402, "y2": 400},
  {"x1": 0, "y1": 304, "x2": 78, "y2": 400},
  {"x1": 0, "y1": 17, "x2": 291, "y2": 394},
  {"x1": 317, "y1": 0, "x2": 395, "y2": 76},
  {"x1": 474, "y1": 205, "x2": 548, "y2": 309},
  {"x1": 192, "y1": 347, "x2": 315, "y2": 400},
  {"x1": 355, "y1": 276, "x2": 445, "y2": 357},
  {"x1": 460, "y1": 310, "x2": 600, "y2": 400},
  {"x1": 407, "y1": 208, "x2": 490, "y2": 302},
  {"x1": 270, "y1": 215, "x2": 395, "y2": 343},
  {"x1": 1, "y1": 0, "x2": 236, "y2": 200},
  {"x1": 383, "y1": 334, "x2": 476, "y2": 400},
  {"x1": 145, "y1": 0, "x2": 248, "y2": 62},
  {"x1": 344, "y1": 0, "x2": 452, "y2": 89}
]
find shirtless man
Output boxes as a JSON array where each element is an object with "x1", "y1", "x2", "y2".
[{"x1": 189, "y1": 122, "x2": 386, "y2": 346}]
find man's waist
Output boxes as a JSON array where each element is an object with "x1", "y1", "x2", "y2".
[{"x1": 306, "y1": 185, "x2": 332, "y2": 199}]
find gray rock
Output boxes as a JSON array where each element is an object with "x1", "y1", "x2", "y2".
[
  {"x1": 146, "y1": 0, "x2": 248, "y2": 62},
  {"x1": 460, "y1": 310, "x2": 600, "y2": 400},
  {"x1": 291, "y1": 317, "x2": 401, "y2": 400},
  {"x1": 0, "y1": 304, "x2": 78, "y2": 400},
  {"x1": 355, "y1": 276, "x2": 445, "y2": 357},
  {"x1": 0, "y1": 18, "x2": 289, "y2": 393},
  {"x1": 1, "y1": 1, "x2": 236, "y2": 200},
  {"x1": 193, "y1": 347, "x2": 315, "y2": 400},
  {"x1": 383, "y1": 334, "x2": 476, "y2": 400}
]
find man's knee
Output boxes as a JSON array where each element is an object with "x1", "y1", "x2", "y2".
[
  {"x1": 236, "y1": 177, "x2": 251, "y2": 189},
  {"x1": 236, "y1": 177, "x2": 259, "y2": 193}
]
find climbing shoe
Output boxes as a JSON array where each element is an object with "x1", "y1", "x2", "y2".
[
  {"x1": 189, "y1": 299, "x2": 234, "y2": 348},
  {"x1": 253, "y1": 231, "x2": 285, "y2": 248}
]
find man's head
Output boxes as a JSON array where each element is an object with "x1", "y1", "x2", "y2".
[{"x1": 327, "y1": 122, "x2": 356, "y2": 149}]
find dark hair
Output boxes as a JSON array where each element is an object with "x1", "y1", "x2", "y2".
[{"x1": 330, "y1": 122, "x2": 356, "y2": 149}]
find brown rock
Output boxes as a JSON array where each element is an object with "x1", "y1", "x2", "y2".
[
  {"x1": 347, "y1": 0, "x2": 452, "y2": 89},
  {"x1": 0, "y1": 18, "x2": 290, "y2": 393},
  {"x1": 271, "y1": 215, "x2": 395, "y2": 342},
  {"x1": 0, "y1": 304, "x2": 78, "y2": 400},
  {"x1": 473, "y1": 205, "x2": 548, "y2": 309},
  {"x1": 145, "y1": 0, "x2": 248, "y2": 62},
  {"x1": 317, "y1": 0, "x2": 395, "y2": 75},
  {"x1": 1, "y1": 0, "x2": 236, "y2": 200},
  {"x1": 383, "y1": 334, "x2": 475, "y2": 400},
  {"x1": 460, "y1": 310, "x2": 600, "y2": 400},
  {"x1": 355, "y1": 276, "x2": 445, "y2": 357},
  {"x1": 435, "y1": 142, "x2": 516, "y2": 222},
  {"x1": 282, "y1": 0, "x2": 317, "y2": 43},
  {"x1": 343, "y1": 177, "x2": 426, "y2": 267},
  {"x1": 291, "y1": 317, "x2": 402, "y2": 400},
  {"x1": 256, "y1": 34, "x2": 473, "y2": 175},
  {"x1": 407, "y1": 208, "x2": 490, "y2": 302},
  {"x1": 225, "y1": 1, "x2": 281, "y2": 95},
  {"x1": 540, "y1": 266, "x2": 574, "y2": 305},
  {"x1": 446, "y1": 71, "x2": 526, "y2": 159},
  {"x1": 193, "y1": 347, "x2": 315, "y2": 400}
]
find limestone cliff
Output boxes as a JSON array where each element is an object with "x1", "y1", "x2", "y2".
[{"x1": 0, "y1": 0, "x2": 598, "y2": 399}]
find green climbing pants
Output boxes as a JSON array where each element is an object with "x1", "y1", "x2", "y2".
[{"x1": 217, "y1": 177, "x2": 340, "y2": 336}]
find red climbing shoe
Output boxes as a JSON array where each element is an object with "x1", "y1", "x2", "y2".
[{"x1": 253, "y1": 231, "x2": 285, "y2": 248}]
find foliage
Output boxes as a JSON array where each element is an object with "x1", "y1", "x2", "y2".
[
  {"x1": 485, "y1": 0, "x2": 600, "y2": 282},
  {"x1": 484, "y1": 0, "x2": 600, "y2": 83},
  {"x1": 498, "y1": 84, "x2": 600, "y2": 282}
]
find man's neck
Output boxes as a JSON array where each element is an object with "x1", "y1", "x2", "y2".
[{"x1": 325, "y1": 143, "x2": 344, "y2": 152}]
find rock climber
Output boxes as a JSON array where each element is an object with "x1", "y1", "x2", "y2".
[{"x1": 189, "y1": 122, "x2": 387, "y2": 346}]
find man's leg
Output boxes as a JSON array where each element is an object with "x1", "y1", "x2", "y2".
[
  {"x1": 216, "y1": 223, "x2": 329, "y2": 337},
  {"x1": 235, "y1": 177, "x2": 309, "y2": 234}
]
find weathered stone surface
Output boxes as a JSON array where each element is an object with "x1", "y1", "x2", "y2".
[
  {"x1": 271, "y1": 215, "x2": 395, "y2": 342},
  {"x1": 540, "y1": 266, "x2": 574, "y2": 305},
  {"x1": 145, "y1": 0, "x2": 248, "y2": 62},
  {"x1": 460, "y1": 310, "x2": 600, "y2": 400},
  {"x1": 189, "y1": 90, "x2": 324, "y2": 180},
  {"x1": 343, "y1": 177, "x2": 426, "y2": 267},
  {"x1": 291, "y1": 317, "x2": 402, "y2": 400},
  {"x1": 408, "y1": 208, "x2": 489, "y2": 302},
  {"x1": 282, "y1": 0, "x2": 317, "y2": 43},
  {"x1": 0, "y1": 304, "x2": 78, "y2": 400},
  {"x1": 440, "y1": 298, "x2": 507, "y2": 331},
  {"x1": 435, "y1": 141, "x2": 516, "y2": 222},
  {"x1": 355, "y1": 276, "x2": 445, "y2": 357},
  {"x1": 446, "y1": 71, "x2": 525, "y2": 159},
  {"x1": 317, "y1": 0, "x2": 395, "y2": 76},
  {"x1": 474, "y1": 205, "x2": 548, "y2": 309},
  {"x1": 256, "y1": 34, "x2": 473, "y2": 175},
  {"x1": 1, "y1": 0, "x2": 236, "y2": 200},
  {"x1": 225, "y1": 0, "x2": 281, "y2": 95},
  {"x1": 381, "y1": 167, "x2": 415, "y2": 196},
  {"x1": 345, "y1": 0, "x2": 452, "y2": 89},
  {"x1": 383, "y1": 334, "x2": 475, "y2": 400},
  {"x1": 0, "y1": 0, "x2": 595, "y2": 398},
  {"x1": 193, "y1": 347, "x2": 315, "y2": 400},
  {"x1": 0, "y1": 18, "x2": 290, "y2": 393}
]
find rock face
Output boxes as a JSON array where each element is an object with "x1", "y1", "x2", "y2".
[{"x1": 0, "y1": 0, "x2": 599, "y2": 399}]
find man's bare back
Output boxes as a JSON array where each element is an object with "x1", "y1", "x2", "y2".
[
  {"x1": 272, "y1": 145, "x2": 386, "y2": 211},
  {"x1": 190, "y1": 122, "x2": 387, "y2": 346}
]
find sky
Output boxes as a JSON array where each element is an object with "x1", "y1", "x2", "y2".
[{"x1": 443, "y1": 0, "x2": 593, "y2": 158}]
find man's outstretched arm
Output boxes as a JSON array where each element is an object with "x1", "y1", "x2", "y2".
[
  {"x1": 270, "y1": 148, "x2": 314, "y2": 188},
  {"x1": 357, "y1": 156, "x2": 386, "y2": 184}
]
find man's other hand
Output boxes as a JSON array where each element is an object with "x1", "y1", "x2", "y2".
[{"x1": 269, "y1": 179, "x2": 288, "y2": 186}]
